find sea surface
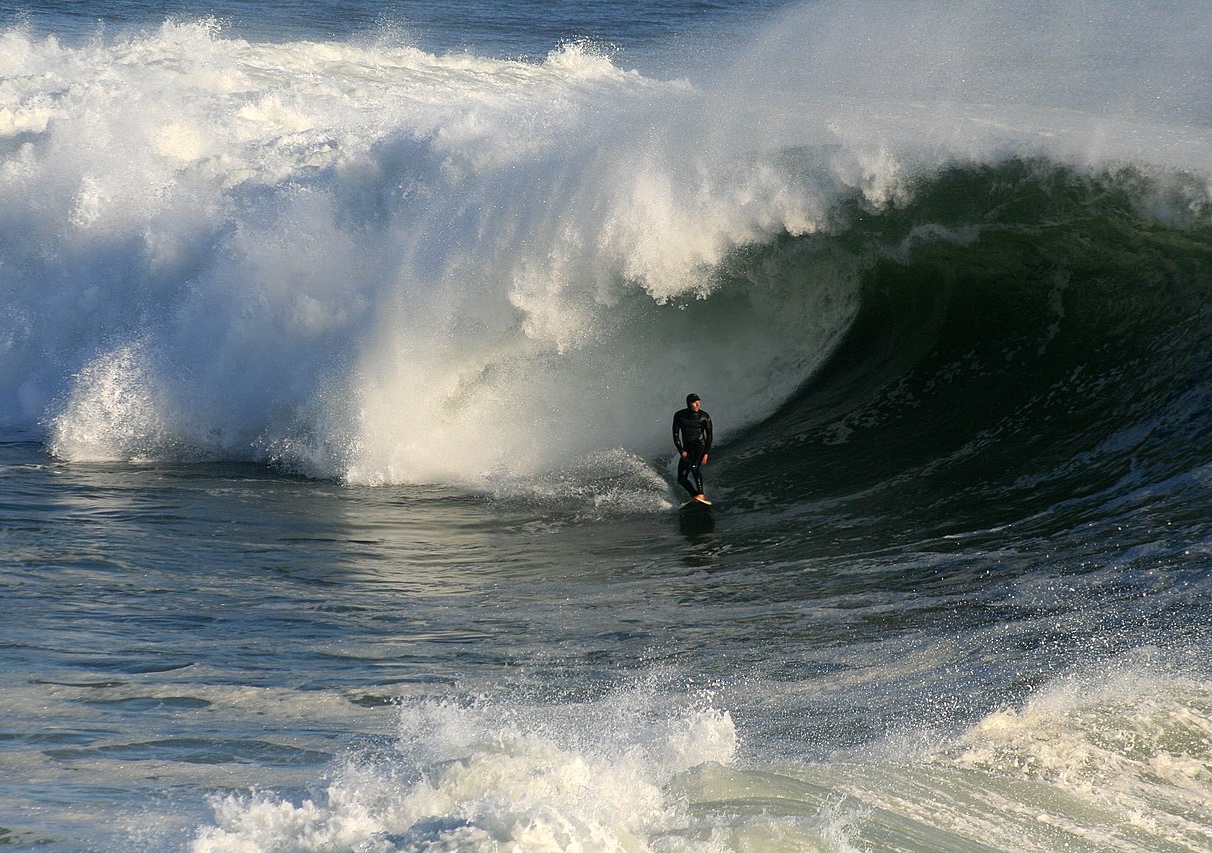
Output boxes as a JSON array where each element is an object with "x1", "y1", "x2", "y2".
[{"x1": 4, "y1": 1, "x2": 1212, "y2": 850}]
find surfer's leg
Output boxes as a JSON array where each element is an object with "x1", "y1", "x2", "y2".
[
  {"x1": 689, "y1": 458, "x2": 704, "y2": 496},
  {"x1": 678, "y1": 444, "x2": 705, "y2": 497},
  {"x1": 677, "y1": 454, "x2": 698, "y2": 497}
]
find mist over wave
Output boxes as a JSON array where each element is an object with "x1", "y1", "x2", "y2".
[{"x1": 3, "y1": 1, "x2": 1212, "y2": 487}]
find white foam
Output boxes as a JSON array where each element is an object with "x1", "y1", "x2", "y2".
[
  {"x1": 0, "y1": 20, "x2": 850, "y2": 484},
  {"x1": 937, "y1": 659, "x2": 1212, "y2": 849},
  {"x1": 658, "y1": 654, "x2": 1212, "y2": 852},
  {"x1": 191, "y1": 691, "x2": 739, "y2": 851}
]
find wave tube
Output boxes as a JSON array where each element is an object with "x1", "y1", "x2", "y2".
[{"x1": 3, "y1": 2, "x2": 1212, "y2": 485}]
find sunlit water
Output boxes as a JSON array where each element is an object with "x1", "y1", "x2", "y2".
[{"x1": 5, "y1": 1, "x2": 1212, "y2": 850}]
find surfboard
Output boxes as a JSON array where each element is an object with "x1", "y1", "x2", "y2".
[{"x1": 680, "y1": 497, "x2": 713, "y2": 509}]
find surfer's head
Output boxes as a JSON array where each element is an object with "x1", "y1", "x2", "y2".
[{"x1": 686, "y1": 393, "x2": 701, "y2": 410}]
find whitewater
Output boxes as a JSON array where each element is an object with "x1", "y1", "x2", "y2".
[
  {"x1": 1, "y1": 8, "x2": 843, "y2": 485},
  {"x1": 5, "y1": 0, "x2": 1212, "y2": 850}
]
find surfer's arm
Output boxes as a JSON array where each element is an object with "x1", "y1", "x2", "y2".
[
  {"x1": 672, "y1": 415, "x2": 684, "y2": 453},
  {"x1": 703, "y1": 414, "x2": 713, "y2": 454}
]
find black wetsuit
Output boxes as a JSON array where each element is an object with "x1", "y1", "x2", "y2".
[{"x1": 672, "y1": 406, "x2": 713, "y2": 497}]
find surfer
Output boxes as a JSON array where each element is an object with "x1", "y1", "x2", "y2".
[{"x1": 672, "y1": 393, "x2": 713, "y2": 503}]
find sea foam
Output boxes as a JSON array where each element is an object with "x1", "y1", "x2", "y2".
[{"x1": 192, "y1": 691, "x2": 740, "y2": 851}]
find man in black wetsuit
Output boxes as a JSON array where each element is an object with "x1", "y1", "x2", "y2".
[{"x1": 672, "y1": 393, "x2": 713, "y2": 503}]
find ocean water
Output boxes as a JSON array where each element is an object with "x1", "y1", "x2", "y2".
[{"x1": 4, "y1": 0, "x2": 1212, "y2": 850}]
